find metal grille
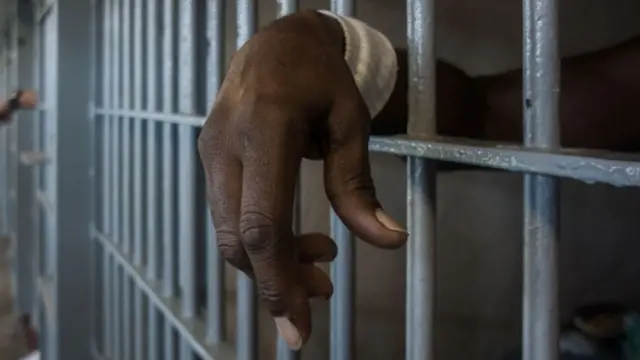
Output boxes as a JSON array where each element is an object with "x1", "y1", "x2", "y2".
[{"x1": 1, "y1": 0, "x2": 639, "y2": 359}]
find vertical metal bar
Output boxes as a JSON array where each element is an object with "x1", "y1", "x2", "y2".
[
  {"x1": 111, "y1": 0, "x2": 122, "y2": 357},
  {"x1": 113, "y1": 264, "x2": 122, "y2": 359},
  {"x1": 133, "y1": 292, "x2": 144, "y2": 360},
  {"x1": 133, "y1": 0, "x2": 144, "y2": 269},
  {"x1": 236, "y1": 1, "x2": 258, "y2": 359},
  {"x1": 329, "y1": 211, "x2": 355, "y2": 360},
  {"x1": 330, "y1": 0, "x2": 354, "y2": 16},
  {"x1": 162, "y1": 0, "x2": 177, "y2": 358},
  {"x1": 89, "y1": 0, "x2": 100, "y2": 354},
  {"x1": 31, "y1": 0, "x2": 42, "y2": 337},
  {"x1": 522, "y1": 1, "x2": 560, "y2": 360},
  {"x1": 328, "y1": 3, "x2": 356, "y2": 360},
  {"x1": 101, "y1": 0, "x2": 113, "y2": 355},
  {"x1": 405, "y1": 0, "x2": 437, "y2": 359},
  {"x1": 122, "y1": 0, "x2": 133, "y2": 358},
  {"x1": 146, "y1": 0, "x2": 160, "y2": 357},
  {"x1": 122, "y1": 0, "x2": 132, "y2": 256},
  {"x1": 178, "y1": 0, "x2": 197, "y2": 358},
  {"x1": 276, "y1": 0, "x2": 299, "y2": 358},
  {"x1": 112, "y1": 0, "x2": 122, "y2": 247},
  {"x1": 132, "y1": 0, "x2": 145, "y2": 358},
  {"x1": 280, "y1": 0, "x2": 302, "y2": 354},
  {"x1": 277, "y1": 0, "x2": 298, "y2": 15},
  {"x1": 205, "y1": 0, "x2": 226, "y2": 346}
]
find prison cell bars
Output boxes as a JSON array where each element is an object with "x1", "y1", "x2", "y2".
[
  {"x1": 161, "y1": 0, "x2": 179, "y2": 358},
  {"x1": 275, "y1": 2, "x2": 300, "y2": 360},
  {"x1": 405, "y1": 0, "x2": 437, "y2": 358},
  {"x1": 206, "y1": 0, "x2": 228, "y2": 352},
  {"x1": 522, "y1": 0, "x2": 560, "y2": 359},
  {"x1": 132, "y1": 0, "x2": 146, "y2": 357},
  {"x1": 235, "y1": 1, "x2": 259, "y2": 359},
  {"x1": 89, "y1": 0, "x2": 100, "y2": 356},
  {"x1": 146, "y1": 0, "x2": 163, "y2": 358},
  {"x1": 328, "y1": 1, "x2": 357, "y2": 359},
  {"x1": 84, "y1": 1, "x2": 640, "y2": 360}
]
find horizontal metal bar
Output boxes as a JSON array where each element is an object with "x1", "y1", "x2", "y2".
[
  {"x1": 94, "y1": 108, "x2": 204, "y2": 127},
  {"x1": 94, "y1": 108, "x2": 640, "y2": 186},
  {"x1": 94, "y1": 230, "x2": 236, "y2": 360},
  {"x1": 370, "y1": 136, "x2": 640, "y2": 187}
]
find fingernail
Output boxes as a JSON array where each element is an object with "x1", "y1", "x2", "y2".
[
  {"x1": 375, "y1": 209, "x2": 407, "y2": 234},
  {"x1": 275, "y1": 316, "x2": 303, "y2": 350}
]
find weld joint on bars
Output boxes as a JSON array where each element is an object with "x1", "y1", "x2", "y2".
[
  {"x1": 93, "y1": 229, "x2": 236, "y2": 360},
  {"x1": 94, "y1": 107, "x2": 640, "y2": 187}
]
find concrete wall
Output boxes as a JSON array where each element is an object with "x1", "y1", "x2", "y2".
[{"x1": 216, "y1": 1, "x2": 640, "y2": 359}]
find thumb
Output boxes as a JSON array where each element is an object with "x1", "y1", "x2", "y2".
[{"x1": 323, "y1": 103, "x2": 408, "y2": 249}]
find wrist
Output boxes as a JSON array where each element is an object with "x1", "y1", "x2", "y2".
[{"x1": 9, "y1": 90, "x2": 23, "y2": 110}]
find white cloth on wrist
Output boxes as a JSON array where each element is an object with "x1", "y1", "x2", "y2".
[{"x1": 317, "y1": 10, "x2": 398, "y2": 119}]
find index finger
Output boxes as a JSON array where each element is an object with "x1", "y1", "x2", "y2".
[{"x1": 238, "y1": 111, "x2": 310, "y2": 350}]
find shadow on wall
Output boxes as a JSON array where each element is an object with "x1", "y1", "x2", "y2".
[{"x1": 214, "y1": 0, "x2": 640, "y2": 359}]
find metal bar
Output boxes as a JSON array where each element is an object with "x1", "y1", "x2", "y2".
[
  {"x1": 103, "y1": 255, "x2": 113, "y2": 356},
  {"x1": 92, "y1": 107, "x2": 640, "y2": 187},
  {"x1": 94, "y1": 108, "x2": 204, "y2": 126},
  {"x1": 330, "y1": 0, "x2": 354, "y2": 16},
  {"x1": 178, "y1": 0, "x2": 197, "y2": 358},
  {"x1": 205, "y1": 0, "x2": 226, "y2": 345},
  {"x1": 368, "y1": 136, "x2": 640, "y2": 187},
  {"x1": 122, "y1": 0, "x2": 132, "y2": 256},
  {"x1": 146, "y1": 0, "x2": 160, "y2": 357},
  {"x1": 89, "y1": 0, "x2": 100, "y2": 353},
  {"x1": 236, "y1": 1, "x2": 258, "y2": 360},
  {"x1": 95, "y1": 230, "x2": 237, "y2": 360},
  {"x1": 111, "y1": 0, "x2": 122, "y2": 357},
  {"x1": 405, "y1": 0, "x2": 437, "y2": 358},
  {"x1": 522, "y1": 0, "x2": 561, "y2": 360},
  {"x1": 122, "y1": 0, "x2": 133, "y2": 358},
  {"x1": 329, "y1": 211, "x2": 355, "y2": 360},
  {"x1": 101, "y1": 0, "x2": 113, "y2": 354},
  {"x1": 162, "y1": 0, "x2": 177, "y2": 359},
  {"x1": 113, "y1": 263, "x2": 122, "y2": 359},
  {"x1": 123, "y1": 278, "x2": 133, "y2": 360},
  {"x1": 31, "y1": 0, "x2": 42, "y2": 338},
  {"x1": 328, "y1": 2, "x2": 356, "y2": 360},
  {"x1": 134, "y1": 283, "x2": 145, "y2": 360},
  {"x1": 133, "y1": 0, "x2": 144, "y2": 268},
  {"x1": 132, "y1": 0, "x2": 145, "y2": 358},
  {"x1": 277, "y1": 0, "x2": 298, "y2": 15},
  {"x1": 276, "y1": 0, "x2": 300, "y2": 358}
]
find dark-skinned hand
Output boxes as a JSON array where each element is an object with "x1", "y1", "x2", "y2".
[{"x1": 197, "y1": 10, "x2": 408, "y2": 350}]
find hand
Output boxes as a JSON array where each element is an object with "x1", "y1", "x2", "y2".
[
  {"x1": 18, "y1": 90, "x2": 38, "y2": 110},
  {"x1": 197, "y1": 10, "x2": 408, "y2": 350},
  {"x1": 198, "y1": 67, "x2": 408, "y2": 351}
]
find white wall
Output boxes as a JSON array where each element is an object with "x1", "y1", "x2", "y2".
[{"x1": 221, "y1": 1, "x2": 640, "y2": 359}]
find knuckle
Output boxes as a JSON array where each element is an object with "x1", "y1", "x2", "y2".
[
  {"x1": 259, "y1": 284, "x2": 286, "y2": 315},
  {"x1": 258, "y1": 281, "x2": 283, "y2": 304},
  {"x1": 239, "y1": 209, "x2": 279, "y2": 252},
  {"x1": 216, "y1": 231, "x2": 245, "y2": 264}
]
